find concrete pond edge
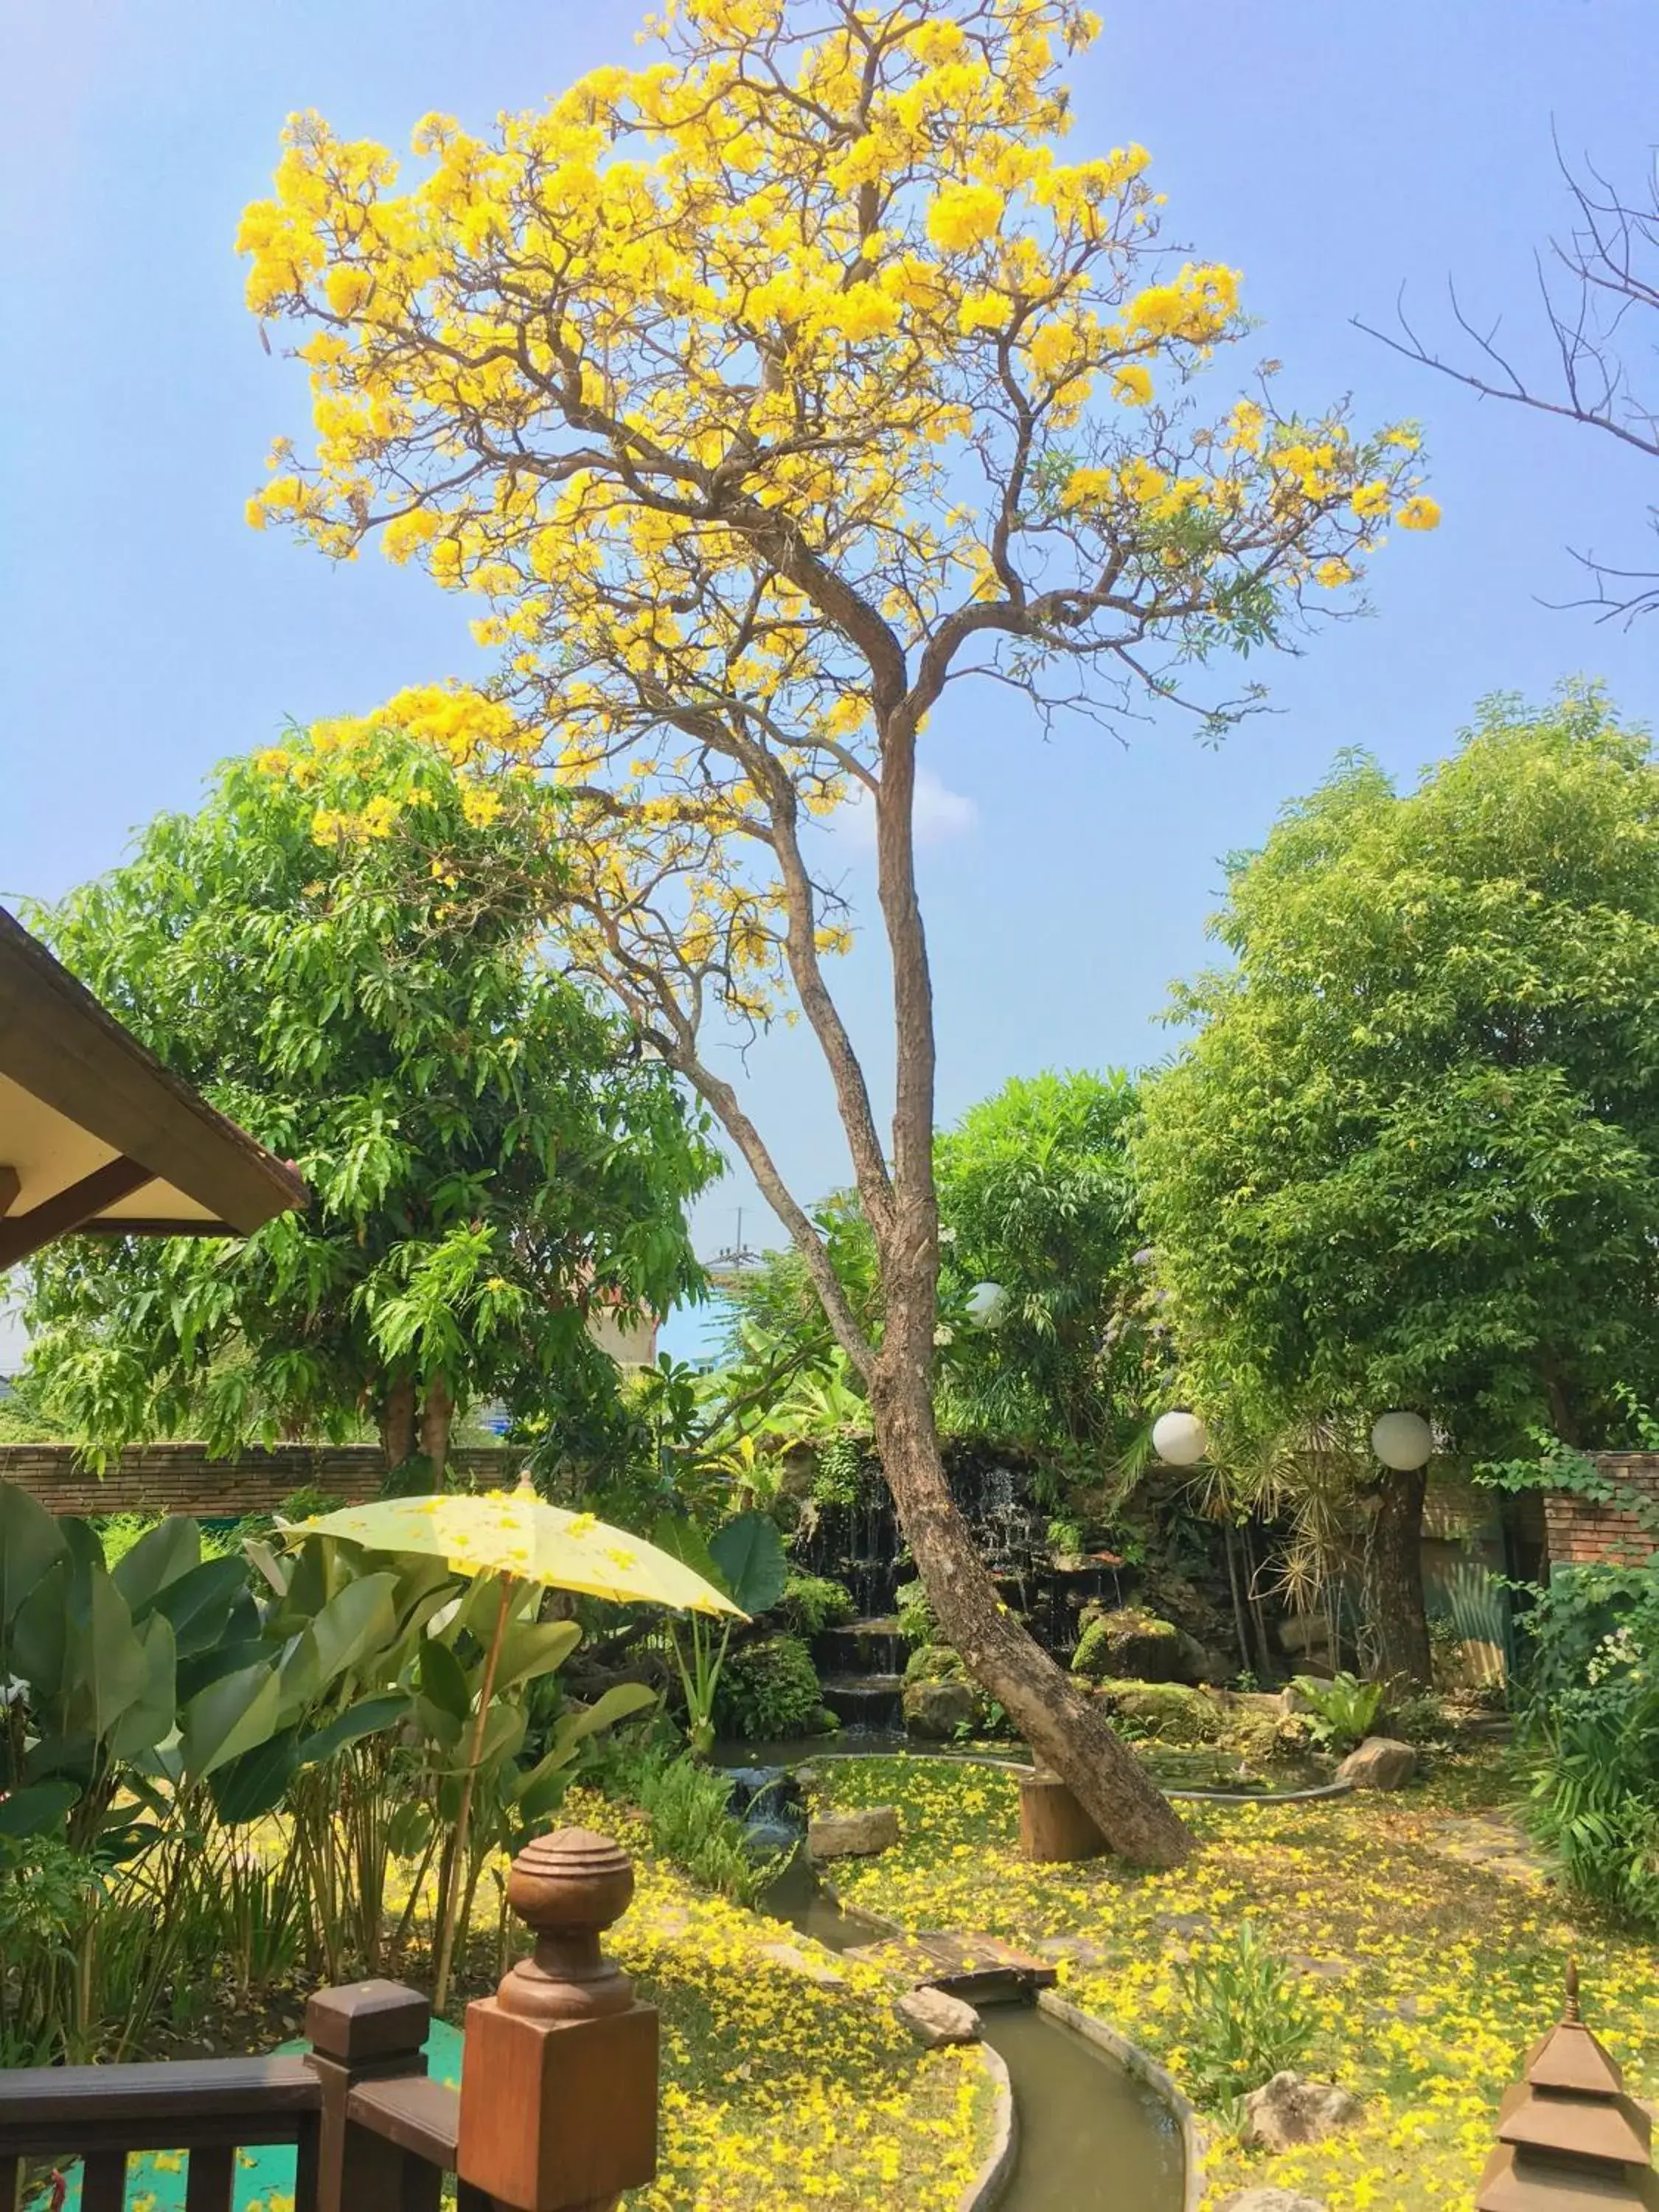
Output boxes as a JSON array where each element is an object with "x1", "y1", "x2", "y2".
[
  {"x1": 1035, "y1": 1991, "x2": 1208, "y2": 2212},
  {"x1": 798, "y1": 1742, "x2": 1354, "y2": 1807},
  {"x1": 956, "y1": 2037, "x2": 1018, "y2": 2212}
]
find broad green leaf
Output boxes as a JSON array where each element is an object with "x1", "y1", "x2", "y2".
[
  {"x1": 177, "y1": 1637, "x2": 271, "y2": 1705},
  {"x1": 106, "y1": 1613, "x2": 178, "y2": 1761},
  {"x1": 181, "y1": 1662, "x2": 282, "y2": 1782},
  {"x1": 0, "y1": 1481, "x2": 69, "y2": 1636},
  {"x1": 0, "y1": 1778, "x2": 79, "y2": 1838},
  {"x1": 490, "y1": 1618, "x2": 582, "y2": 1699},
  {"x1": 297, "y1": 1690, "x2": 411, "y2": 1768},
  {"x1": 513, "y1": 1683, "x2": 658, "y2": 1822},
  {"x1": 141, "y1": 1554, "x2": 255, "y2": 1657},
  {"x1": 431, "y1": 1699, "x2": 524, "y2": 1778},
  {"x1": 111, "y1": 1517, "x2": 200, "y2": 1615},
  {"x1": 9, "y1": 1560, "x2": 70, "y2": 1703},
  {"x1": 278, "y1": 1572, "x2": 400, "y2": 1718},
  {"x1": 64, "y1": 1568, "x2": 151, "y2": 1745},
  {"x1": 709, "y1": 1511, "x2": 787, "y2": 1616},
  {"x1": 210, "y1": 1727, "x2": 302, "y2": 1824},
  {"x1": 418, "y1": 1638, "x2": 470, "y2": 1724},
  {"x1": 651, "y1": 1515, "x2": 723, "y2": 1591}
]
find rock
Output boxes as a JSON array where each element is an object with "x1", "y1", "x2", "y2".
[
  {"x1": 807, "y1": 1804, "x2": 900, "y2": 1859},
  {"x1": 894, "y1": 1985, "x2": 982, "y2": 2047},
  {"x1": 1217, "y1": 2188, "x2": 1329, "y2": 2212},
  {"x1": 1242, "y1": 2071, "x2": 1363, "y2": 2151},
  {"x1": 1279, "y1": 1681, "x2": 1312, "y2": 1715},
  {"x1": 1277, "y1": 1613, "x2": 1332, "y2": 1658},
  {"x1": 903, "y1": 1677, "x2": 978, "y2": 1739},
  {"x1": 1096, "y1": 1680, "x2": 1224, "y2": 1745},
  {"x1": 1072, "y1": 1607, "x2": 1208, "y2": 1683},
  {"x1": 1335, "y1": 1736, "x2": 1418, "y2": 1790}
]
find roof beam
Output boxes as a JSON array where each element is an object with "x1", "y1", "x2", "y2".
[
  {"x1": 0, "y1": 1167, "x2": 18, "y2": 1220},
  {"x1": 0, "y1": 1156, "x2": 157, "y2": 1270}
]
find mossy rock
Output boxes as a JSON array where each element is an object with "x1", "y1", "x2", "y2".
[
  {"x1": 905, "y1": 1643, "x2": 969, "y2": 1684},
  {"x1": 1096, "y1": 1680, "x2": 1225, "y2": 1745},
  {"x1": 1071, "y1": 1607, "x2": 1208, "y2": 1685}
]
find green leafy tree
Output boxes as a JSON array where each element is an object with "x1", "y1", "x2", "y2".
[
  {"x1": 21, "y1": 726, "x2": 720, "y2": 1472},
  {"x1": 935, "y1": 1070, "x2": 1144, "y2": 1466},
  {"x1": 1136, "y1": 688, "x2": 1659, "y2": 1681}
]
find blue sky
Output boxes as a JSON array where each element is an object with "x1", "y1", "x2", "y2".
[{"x1": 2, "y1": 0, "x2": 1655, "y2": 1365}]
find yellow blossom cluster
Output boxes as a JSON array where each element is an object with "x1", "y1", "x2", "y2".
[{"x1": 236, "y1": 0, "x2": 1439, "y2": 1031}]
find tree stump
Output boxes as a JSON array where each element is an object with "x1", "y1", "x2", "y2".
[{"x1": 1018, "y1": 1769, "x2": 1110, "y2": 1863}]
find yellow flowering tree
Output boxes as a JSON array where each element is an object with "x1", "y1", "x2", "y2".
[{"x1": 238, "y1": 0, "x2": 1439, "y2": 1865}]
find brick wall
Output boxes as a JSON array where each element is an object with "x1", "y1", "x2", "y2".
[
  {"x1": 0, "y1": 1441, "x2": 524, "y2": 1517},
  {"x1": 1543, "y1": 1453, "x2": 1659, "y2": 1570}
]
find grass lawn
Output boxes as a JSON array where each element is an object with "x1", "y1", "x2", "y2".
[{"x1": 814, "y1": 1750, "x2": 1659, "y2": 2212}]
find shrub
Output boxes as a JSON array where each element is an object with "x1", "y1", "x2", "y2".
[
  {"x1": 627, "y1": 1747, "x2": 790, "y2": 1908},
  {"x1": 1517, "y1": 1565, "x2": 1659, "y2": 1927},
  {"x1": 1172, "y1": 1921, "x2": 1318, "y2": 2104},
  {"x1": 1293, "y1": 1671, "x2": 1385, "y2": 1752},
  {"x1": 894, "y1": 1578, "x2": 935, "y2": 1646},
  {"x1": 779, "y1": 1573, "x2": 856, "y2": 1635},
  {"x1": 713, "y1": 1633, "x2": 823, "y2": 1741}
]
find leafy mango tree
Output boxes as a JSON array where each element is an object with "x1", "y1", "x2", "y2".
[
  {"x1": 24, "y1": 724, "x2": 720, "y2": 1476},
  {"x1": 236, "y1": 0, "x2": 1441, "y2": 1863},
  {"x1": 1135, "y1": 690, "x2": 1659, "y2": 1683}
]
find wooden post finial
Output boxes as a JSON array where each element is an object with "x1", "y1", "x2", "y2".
[
  {"x1": 498, "y1": 1827, "x2": 637, "y2": 2023},
  {"x1": 1564, "y1": 1956, "x2": 1582, "y2": 2025},
  {"x1": 457, "y1": 1828, "x2": 658, "y2": 2212}
]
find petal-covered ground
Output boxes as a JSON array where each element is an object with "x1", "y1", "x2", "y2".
[
  {"x1": 565, "y1": 1792, "x2": 995, "y2": 2212},
  {"x1": 815, "y1": 1752, "x2": 1659, "y2": 2212}
]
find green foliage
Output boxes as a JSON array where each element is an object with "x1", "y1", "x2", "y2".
[
  {"x1": 1515, "y1": 1552, "x2": 1659, "y2": 1927},
  {"x1": 935, "y1": 1070, "x2": 1149, "y2": 1461},
  {"x1": 1293, "y1": 1672, "x2": 1385, "y2": 1753},
  {"x1": 894, "y1": 1578, "x2": 935, "y2": 1647},
  {"x1": 779, "y1": 1573, "x2": 856, "y2": 1635},
  {"x1": 626, "y1": 1745, "x2": 790, "y2": 1907},
  {"x1": 22, "y1": 725, "x2": 720, "y2": 1465},
  {"x1": 904, "y1": 1644, "x2": 968, "y2": 1683},
  {"x1": 1137, "y1": 688, "x2": 1659, "y2": 1456},
  {"x1": 1172, "y1": 1921, "x2": 1319, "y2": 2104},
  {"x1": 713, "y1": 1633, "x2": 823, "y2": 1741}
]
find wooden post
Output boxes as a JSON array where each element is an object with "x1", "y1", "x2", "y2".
[
  {"x1": 1478, "y1": 1962, "x2": 1659, "y2": 2209},
  {"x1": 1018, "y1": 1768, "x2": 1109, "y2": 1863},
  {"x1": 305, "y1": 1978, "x2": 432, "y2": 2212},
  {"x1": 457, "y1": 1827, "x2": 658, "y2": 2212}
]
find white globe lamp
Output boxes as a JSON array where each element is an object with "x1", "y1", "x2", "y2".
[
  {"x1": 1152, "y1": 1409, "x2": 1209, "y2": 1467},
  {"x1": 1370, "y1": 1410, "x2": 1433, "y2": 1471},
  {"x1": 965, "y1": 1280, "x2": 1009, "y2": 1330}
]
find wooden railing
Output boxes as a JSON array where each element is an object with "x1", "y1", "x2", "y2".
[{"x1": 0, "y1": 1827, "x2": 656, "y2": 2212}]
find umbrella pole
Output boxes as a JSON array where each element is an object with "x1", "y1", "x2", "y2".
[{"x1": 434, "y1": 1574, "x2": 515, "y2": 2013}]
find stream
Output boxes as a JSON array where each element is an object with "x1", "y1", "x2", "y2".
[{"x1": 759, "y1": 1835, "x2": 1186, "y2": 2211}]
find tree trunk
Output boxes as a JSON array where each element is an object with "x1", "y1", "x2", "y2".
[
  {"x1": 378, "y1": 1372, "x2": 417, "y2": 1473},
  {"x1": 869, "y1": 1355, "x2": 1193, "y2": 1868},
  {"x1": 418, "y1": 1372, "x2": 454, "y2": 1480},
  {"x1": 1363, "y1": 1464, "x2": 1432, "y2": 1686}
]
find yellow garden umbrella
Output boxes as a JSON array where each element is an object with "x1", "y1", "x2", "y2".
[
  {"x1": 298, "y1": 1478, "x2": 742, "y2": 2005},
  {"x1": 303, "y1": 1484, "x2": 742, "y2": 1618}
]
